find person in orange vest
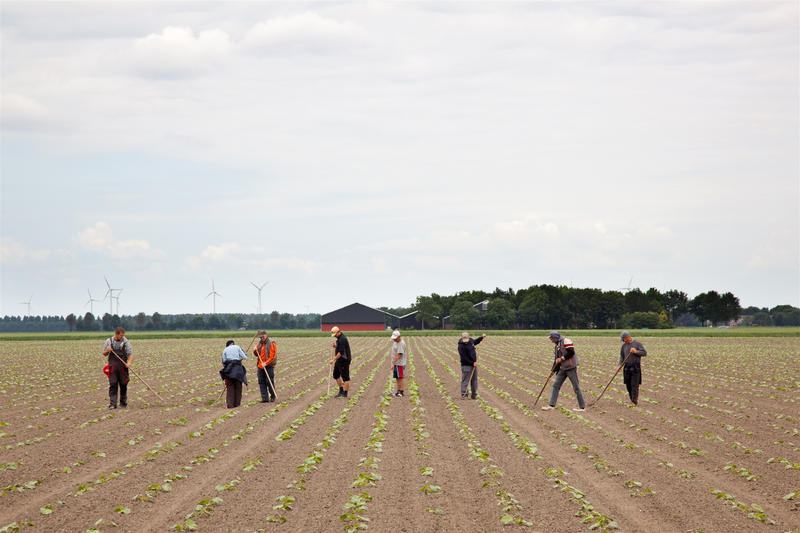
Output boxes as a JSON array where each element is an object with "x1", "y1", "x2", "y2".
[{"x1": 253, "y1": 330, "x2": 277, "y2": 402}]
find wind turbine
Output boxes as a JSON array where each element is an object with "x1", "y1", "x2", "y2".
[
  {"x1": 113, "y1": 289, "x2": 123, "y2": 316},
  {"x1": 619, "y1": 276, "x2": 634, "y2": 293},
  {"x1": 250, "y1": 281, "x2": 268, "y2": 314},
  {"x1": 206, "y1": 280, "x2": 221, "y2": 314},
  {"x1": 104, "y1": 276, "x2": 120, "y2": 315},
  {"x1": 20, "y1": 295, "x2": 32, "y2": 316},
  {"x1": 85, "y1": 289, "x2": 100, "y2": 314}
]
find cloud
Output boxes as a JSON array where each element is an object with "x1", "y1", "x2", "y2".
[
  {"x1": 74, "y1": 222, "x2": 164, "y2": 259},
  {"x1": 131, "y1": 26, "x2": 232, "y2": 78},
  {"x1": 241, "y1": 11, "x2": 366, "y2": 53},
  {"x1": 0, "y1": 237, "x2": 51, "y2": 265},
  {"x1": 491, "y1": 217, "x2": 560, "y2": 246},
  {"x1": 184, "y1": 242, "x2": 320, "y2": 275},
  {"x1": 1, "y1": 93, "x2": 50, "y2": 131}
]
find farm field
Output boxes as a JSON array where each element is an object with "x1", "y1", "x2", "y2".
[{"x1": 0, "y1": 336, "x2": 798, "y2": 533}]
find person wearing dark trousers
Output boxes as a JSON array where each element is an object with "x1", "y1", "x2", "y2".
[
  {"x1": 330, "y1": 326, "x2": 351, "y2": 398},
  {"x1": 103, "y1": 326, "x2": 133, "y2": 409},
  {"x1": 619, "y1": 331, "x2": 647, "y2": 406},
  {"x1": 254, "y1": 330, "x2": 277, "y2": 402},
  {"x1": 220, "y1": 340, "x2": 248, "y2": 408},
  {"x1": 542, "y1": 331, "x2": 586, "y2": 412},
  {"x1": 458, "y1": 332, "x2": 486, "y2": 399}
]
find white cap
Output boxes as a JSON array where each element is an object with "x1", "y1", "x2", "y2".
[{"x1": 391, "y1": 330, "x2": 401, "y2": 340}]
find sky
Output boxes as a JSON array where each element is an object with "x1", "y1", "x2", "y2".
[{"x1": 1, "y1": 1, "x2": 798, "y2": 317}]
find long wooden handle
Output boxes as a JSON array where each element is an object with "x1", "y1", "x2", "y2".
[
  {"x1": 589, "y1": 351, "x2": 633, "y2": 407},
  {"x1": 108, "y1": 348, "x2": 166, "y2": 405}
]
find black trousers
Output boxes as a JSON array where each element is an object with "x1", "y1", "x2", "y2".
[
  {"x1": 108, "y1": 364, "x2": 129, "y2": 407},
  {"x1": 226, "y1": 379, "x2": 243, "y2": 408},
  {"x1": 623, "y1": 366, "x2": 642, "y2": 405},
  {"x1": 257, "y1": 367, "x2": 276, "y2": 400}
]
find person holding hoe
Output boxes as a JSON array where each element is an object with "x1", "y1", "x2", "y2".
[
  {"x1": 254, "y1": 330, "x2": 277, "y2": 403},
  {"x1": 390, "y1": 330, "x2": 407, "y2": 397},
  {"x1": 541, "y1": 331, "x2": 586, "y2": 412},
  {"x1": 102, "y1": 326, "x2": 133, "y2": 410},
  {"x1": 458, "y1": 331, "x2": 486, "y2": 399},
  {"x1": 330, "y1": 326, "x2": 351, "y2": 398},
  {"x1": 220, "y1": 340, "x2": 248, "y2": 408},
  {"x1": 619, "y1": 331, "x2": 647, "y2": 406}
]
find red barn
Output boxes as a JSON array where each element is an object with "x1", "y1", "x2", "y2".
[{"x1": 321, "y1": 302, "x2": 391, "y2": 332}]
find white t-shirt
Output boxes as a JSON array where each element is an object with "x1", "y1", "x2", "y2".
[{"x1": 391, "y1": 340, "x2": 407, "y2": 366}]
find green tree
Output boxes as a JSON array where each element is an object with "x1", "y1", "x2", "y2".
[
  {"x1": 230, "y1": 314, "x2": 246, "y2": 329},
  {"x1": 485, "y1": 299, "x2": 516, "y2": 329},
  {"x1": 621, "y1": 311, "x2": 659, "y2": 329},
  {"x1": 657, "y1": 310, "x2": 673, "y2": 329},
  {"x1": 771, "y1": 305, "x2": 800, "y2": 326},
  {"x1": 84, "y1": 312, "x2": 97, "y2": 331},
  {"x1": 151, "y1": 312, "x2": 163, "y2": 330},
  {"x1": 101, "y1": 313, "x2": 113, "y2": 331},
  {"x1": 415, "y1": 295, "x2": 442, "y2": 330},
  {"x1": 280, "y1": 313, "x2": 295, "y2": 329},
  {"x1": 690, "y1": 291, "x2": 721, "y2": 325},
  {"x1": 65, "y1": 313, "x2": 77, "y2": 332},
  {"x1": 135, "y1": 312, "x2": 147, "y2": 330},
  {"x1": 207, "y1": 314, "x2": 225, "y2": 330},
  {"x1": 598, "y1": 291, "x2": 625, "y2": 329},
  {"x1": 752, "y1": 311, "x2": 772, "y2": 326},
  {"x1": 625, "y1": 289, "x2": 655, "y2": 313},
  {"x1": 518, "y1": 288, "x2": 547, "y2": 328},
  {"x1": 450, "y1": 300, "x2": 480, "y2": 330},
  {"x1": 662, "y1": 290, "x2": 689, "y2": 321}
]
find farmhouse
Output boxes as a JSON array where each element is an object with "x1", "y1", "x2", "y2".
[{"x1": 321, "y1": 302, "x2": 394, "y2": 332}]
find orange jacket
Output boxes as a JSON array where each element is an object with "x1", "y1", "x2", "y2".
[{"x1": 255, "y1": 339, "x2": 277, "y2": 368}]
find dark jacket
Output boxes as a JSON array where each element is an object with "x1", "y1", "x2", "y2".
[
  {"x1": 335, "y1": 334, "x2": 351, "y2": 361},
  {"x1": 619, "y1": 340, "x2": 647, "y2": 369},
  {"x1": 220, "y1": 360, "x2": 248, "y2": 385},
  {"x1": 458, "y1": 336, "x2": 483, "y2": 366},
  {"x1": 553, "y1": 337, "x2": 578, "y2": 371}
]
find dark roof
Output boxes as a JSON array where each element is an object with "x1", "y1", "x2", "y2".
[{"x1": 321, "y1": 302, "x2": 390, "y2": 324}]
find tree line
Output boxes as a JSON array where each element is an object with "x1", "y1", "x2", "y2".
[
  {"x1": 0, "y1": 312, "x2": 321, "y2": 333},
  {"x1": 383, "y1": 286, "x2": 780, "y2": 331}
]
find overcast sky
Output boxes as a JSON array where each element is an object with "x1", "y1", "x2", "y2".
[{"x1": 1, "y1": 1, "x2": 798, "y2": 317}]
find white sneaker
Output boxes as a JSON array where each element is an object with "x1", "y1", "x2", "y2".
[
  {"x1": 541, "y1": 405, "x2": 554, "y2": 411},
  {"x1": 572, "y1": 408, "x2": 586, "y2": 412}
]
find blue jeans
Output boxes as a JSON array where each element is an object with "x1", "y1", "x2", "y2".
[{"x1": 549, "y1": 368, "x2": 585, "y2": 409}]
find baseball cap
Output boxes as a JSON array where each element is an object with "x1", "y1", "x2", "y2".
[
  {"x1": 548, "y1": 331, "x2": 561, "y2": 341},
  {"x1": 391, "y1": 330, "x2": 401, "y2": 340},
  {"x1": 620, "y1": 331, "x2": 631, "y2": 340},
  {"x1": 330, "y1": 326, "x2": 340, "y2": 336},
  {"x1": 257, "y1": 330, "x2": 267, "y2": 337}
]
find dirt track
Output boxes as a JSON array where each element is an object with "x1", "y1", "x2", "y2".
[{"x1": 1, "y1": 336, "x2": 798, "y2": 532}]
